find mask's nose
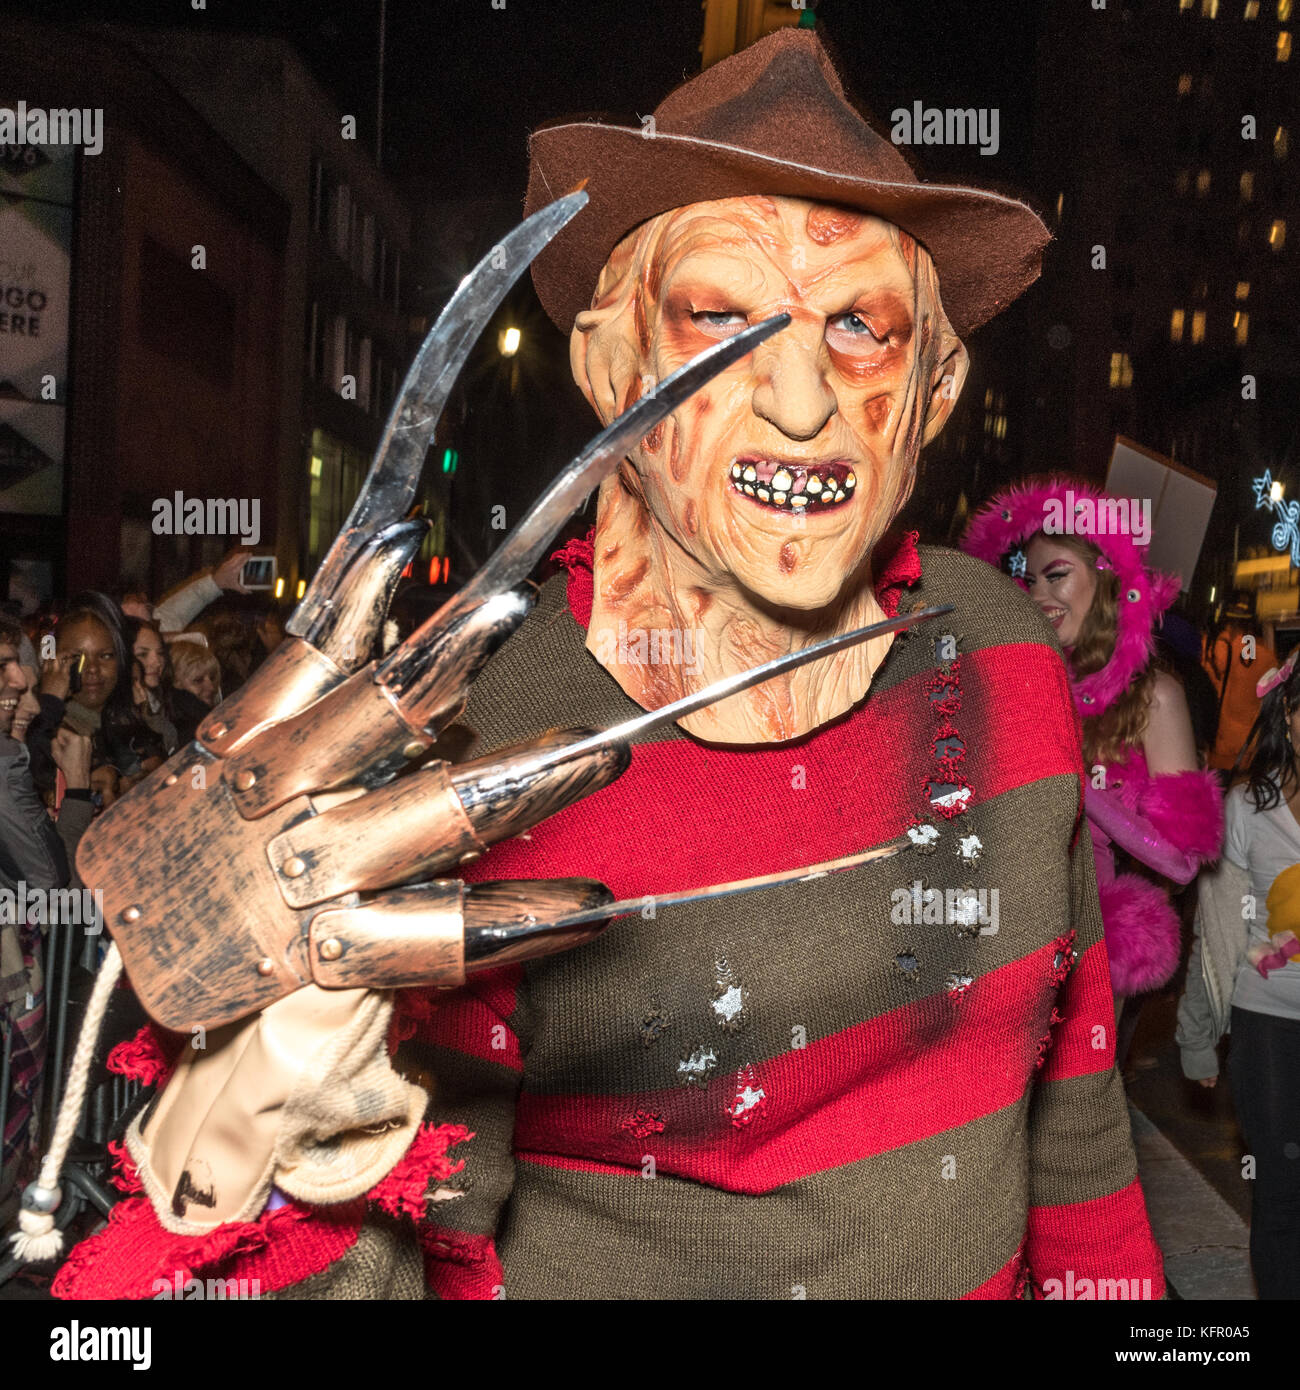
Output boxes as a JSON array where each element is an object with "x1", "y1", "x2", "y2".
[{"x1": 749, "y1": 331, "x2": 838, "y2": 442}]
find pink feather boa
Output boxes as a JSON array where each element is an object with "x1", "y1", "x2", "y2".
[
  {"x1": 1097, "y1": 874, "x2": 1183, "y2": 996},
  {"x1": 960, "y1": 476, "x2": 1181, "y2": 719}
]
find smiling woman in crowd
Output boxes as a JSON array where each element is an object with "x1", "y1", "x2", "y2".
[{"x1": 27, "y1": 592, "x2": 167, "y2": 802}]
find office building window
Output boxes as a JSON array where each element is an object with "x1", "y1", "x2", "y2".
[
  {"x1": 1195, "y1": 168, "x2": 1212, "y2": 195},
  {"x1": 1236, "y1": 280, "x2": 1251, "y2": 299},
  {"x1": 1279, "y1": 31, "x2": 1292, "y2": 59},
  {"x1": 1191, "y1": 309, "x2": 1207, "y2": 343},
  {"x1": 332, "y1": 185, "x2": 351, "y2": 260},
  {"x1": 1235, "y1": 311, "x2": 1250, "y2": 345},
  {"x1": 1202, "y1": 0, "x2": 1219, "y2": 15},
  {"x1": 1240, "y1": 170, "x2": 1254, "y2": 200},
  {"x1": 1282, "y1": 1, "x2": 1294, "y2": 19},
  {"x1": 310, "y1": 157, "x2": 324, "y2": 235},
  {"x1": 1269, "y1": 218, "x2": 1286, "y2": 248},
  {"x1": 1276, "y1": 127, "x2": 1290, "y2": 158},
  {"x1": 1109, "y1": 352, "x2": 1133, "y2": 387},
  {"x1": 1171, "y1": 308, "x2": 1186, "y2": 342}
]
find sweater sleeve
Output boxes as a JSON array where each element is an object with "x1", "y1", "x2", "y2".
[
  {"x1": 154, "y1": 573, "x2": 222, "y2": 634},
  {"x1": 1023, "y1": 815, "x2": 1165, "y2": 1299},
  {"x1": 1175, "y1": 918, "x2": 1220, "y2": 1080}
]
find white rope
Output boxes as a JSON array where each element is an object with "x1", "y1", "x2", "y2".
[{"x1": 9, "y1": 943, "x2": 123, "y2": 1263}]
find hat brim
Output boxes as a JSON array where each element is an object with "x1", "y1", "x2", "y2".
[{"x1": 525, "y1": 123, "x2": 1051, "y2": 340}]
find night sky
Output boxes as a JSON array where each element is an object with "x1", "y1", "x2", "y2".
[{"x1": 4, "y1": 0, "x2": 1043, "y2": 195}]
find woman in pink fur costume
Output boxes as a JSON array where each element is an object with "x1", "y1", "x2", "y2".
[{"x1": 962, "y1": 477, "x2": 1223, "y2": 1018}]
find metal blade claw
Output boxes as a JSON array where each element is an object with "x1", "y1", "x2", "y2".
[
  {"x1": 459, "y1": 603, "x2": 956, "y2": 801},
  {"x1": 289, "y1": 189, "x2": 589, "y2": 639}
]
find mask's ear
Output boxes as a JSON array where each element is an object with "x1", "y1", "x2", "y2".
[
  {"x1": 570, "y1": 304, "x2": 622, "y2": 427},
  {"x1": 569, "y1": 226, "x2": 649, "y2": 427},
  {"x1": 922, "y1": 315, "x2": 969, "y2": 447}
]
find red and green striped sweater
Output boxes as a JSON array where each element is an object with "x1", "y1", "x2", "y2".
[{"x1": 55, "y1": 535, "x2": 1164, "y2": 1300}]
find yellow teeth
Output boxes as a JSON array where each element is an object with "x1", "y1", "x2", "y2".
[
  {"x1": 845, "y1": 472, "x2": 856, "y2": 488},
  {"x1": 742, "y1": 465, "x2": 757, "y2": 483},
  {"x1": 806, "y1": 476, "x2": 823, "y2": 495},
  {"x1": 773, "y1": 491, "x2": 787, "y2": 505},
  {"x1": 790, "y1": 496, "x2": 808, "y2": 508},
  {"x1": 771, "y1": 468, "x2": 793, "y2": 492}
]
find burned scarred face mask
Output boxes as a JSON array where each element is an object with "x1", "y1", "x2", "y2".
[{"x1": 571, "y1": 195, "x2": 968, "y2": 743}]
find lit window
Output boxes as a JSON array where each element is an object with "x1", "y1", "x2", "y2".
[
  {"x1": 1279, "y1": 31, "x2": 1292, "y2": 59},
  {"x1": 1240, "y1": 170, "x2": 1255, "y2": 199},
  {"x1": 1282, "y1": 0, "x2": 1294, "y2": 19},
  {"x1": 1203, "y1": 0, "x2": 1219, "y2": 14},
  {"x1": 1245, "y1": 0, "x2": 1260, "y2": 14},
  {"x1": 1276, "y1": 126, "x2": 1290, "y2": 157},
  {"x1": 984, "y1": 388, "x2": 993, "y2": 408},
  {"x1": 1269, "y1": 218, "x2": 1287, "y2": 248},
  {"x1": 1235, "y1": 311, "x2": 1250, "y2": 344},
  {"x1": 1181, "y1": 0, "x2": 1195, "y2": 8},
  {"x1": 1178, "y1": 72, "x2": 1193, "y2": 94},
  {"x1": 1196, "y1": 168, "x2": 1212, "y2": 195},
  {"x1": 1171, "y1": 308, "x2": 1186, "y2": 341},
  {"x1": 1176, "y1": 169, "x2": 1191, "y2": 194},
  {"x1": 1192, "y1": 310, "x2": 1207, "y2": 343},
  {"x1": 1109, "y1": 352, "x2": 1133, "y2": 388},
  {"x1": 994, "y1": 415, "x2": 1007, "y2": 440},
  {"x1": 1236, "y1": 280, "x2": 1251, "y2": 299},
  {"x1": 1055, "y1": 191, "x2": 1064, "y2": 219}
]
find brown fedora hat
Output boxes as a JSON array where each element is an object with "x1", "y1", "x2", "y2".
[{"x1": 524, "y1": 28, "x2": 1050, "y2": 339}]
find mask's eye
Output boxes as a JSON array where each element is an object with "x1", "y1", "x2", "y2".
[
  {"x1": 828, "y1": 312, "x2": 883, "y2": 342},
  {"x1": 691, "y1": 310, "x2": 747, "y2": 338}
]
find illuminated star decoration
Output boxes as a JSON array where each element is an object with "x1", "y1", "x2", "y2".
[
  {"x1": 1254, "y1": 469, "x2": 1300, "y2": 568},
  {"x1": 1008, "y1": 548, "x2": 1027, "y2": 579}
]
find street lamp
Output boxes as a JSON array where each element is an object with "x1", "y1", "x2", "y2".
[
  {"x1": 499, "y1": 326, "x2": 521, "y2": 357},
  {"x1": 1272, "y1": 480, "x2": 1285, "y2": 503}
]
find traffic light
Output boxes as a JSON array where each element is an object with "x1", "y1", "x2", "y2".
[{"x1": 700, "y1": 0, "x2": 816, "y2": 70}]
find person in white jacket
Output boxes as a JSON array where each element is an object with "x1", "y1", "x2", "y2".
[{"x1": 1177, "y1": 646, "x2": 1300, "y2": 1299}]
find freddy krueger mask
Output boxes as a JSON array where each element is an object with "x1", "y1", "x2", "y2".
[{"x1": 571, "y1": 194, "x2": 970, "y2": 743}]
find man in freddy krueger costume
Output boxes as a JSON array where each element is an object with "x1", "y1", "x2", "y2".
[{"x1": 53, "y1": 29, "x2": 1164, "y2": 1299}]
